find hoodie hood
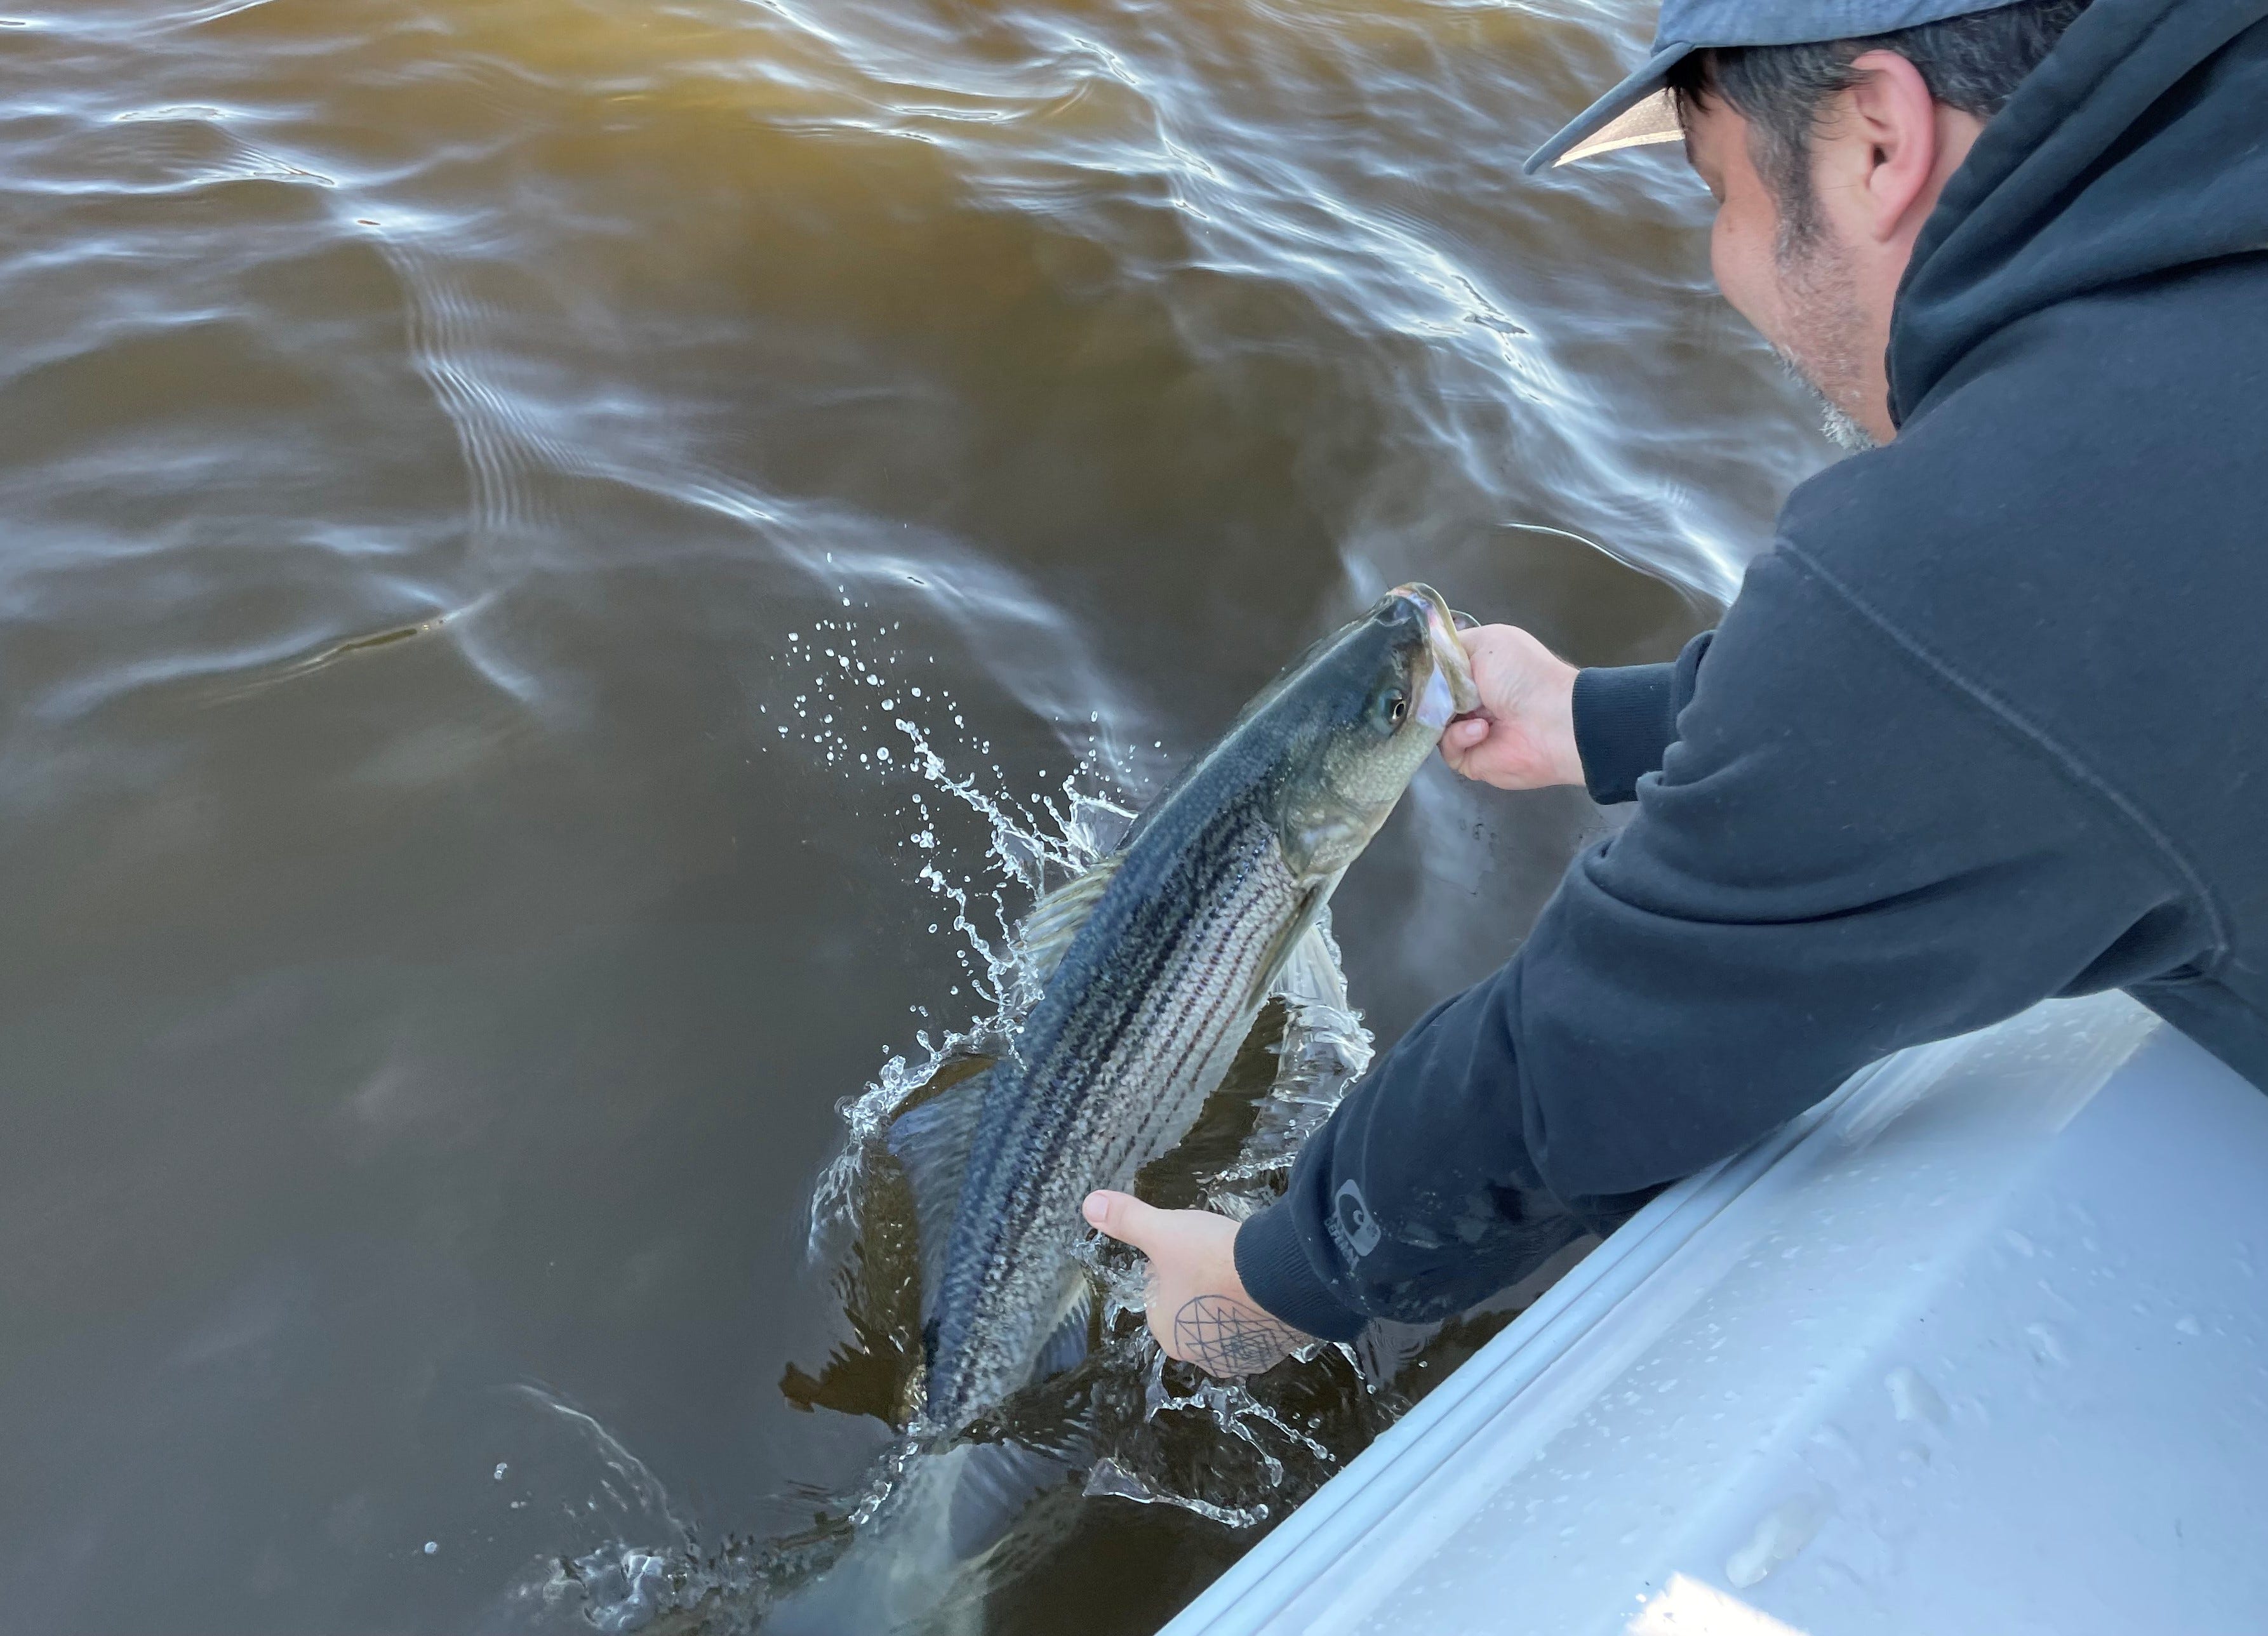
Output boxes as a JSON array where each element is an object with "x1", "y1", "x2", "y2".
[{"x1": 1889, "y1": 0, "x2": 2268, "y2": 425}]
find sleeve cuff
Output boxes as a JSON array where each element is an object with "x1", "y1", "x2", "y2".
[
  {"x1": 1571, "y1": 662, "x2": 1679, "y2": 805},
  {"x1": 1234, "y1": 1200, "x2": 1369, "y2": 1343}
]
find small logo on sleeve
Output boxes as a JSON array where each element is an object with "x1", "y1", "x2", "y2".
[{"x1": 1328, "y1": 1179, "x2": 1383, "y2": 1263}]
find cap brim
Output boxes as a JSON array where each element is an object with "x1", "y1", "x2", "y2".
[
  {"x1": 1554, "y1": 90, "x2": 1684, "y2": 166},
  {"x1": 1523, "y1": 44, "x2": 1693, "y2": 175}
]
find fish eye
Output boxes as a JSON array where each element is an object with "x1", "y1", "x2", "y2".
[{"x1": 1385, "y1": 691, "x2": 1408, "y2": 728}]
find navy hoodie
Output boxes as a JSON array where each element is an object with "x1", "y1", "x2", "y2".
[{"x1": 1237, "y1": 0, "x2": 2268, "y2": 1341}]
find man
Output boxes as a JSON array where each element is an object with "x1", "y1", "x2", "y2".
[{"x1": 1088, "y1": 0, "x2": 2268, "y2": 1374}]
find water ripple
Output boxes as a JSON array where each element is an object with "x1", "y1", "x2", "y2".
[{"x1": 0, "y1": 0, "x2": 1834, "y2": 1628}]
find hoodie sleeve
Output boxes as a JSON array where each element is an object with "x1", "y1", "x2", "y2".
[
  {"x1": 1570, "y1": 632, "x2": 1713, "y2": 806},
  {"x1": 1234, "y1": 545, "x2": 2208, "y2": 1341}
]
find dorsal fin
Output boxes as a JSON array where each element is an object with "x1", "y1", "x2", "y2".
[
  {"x1": 884, "y1": 1066, "x2": 994, "y2": 1320},
  {"x1": 1010, "y1": 855, "x2": 1124, "y2": 988}
]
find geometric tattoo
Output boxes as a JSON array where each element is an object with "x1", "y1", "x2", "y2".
[{"x1": 1172, "y1": 1295, "x2": 1302, "y2": 1378}]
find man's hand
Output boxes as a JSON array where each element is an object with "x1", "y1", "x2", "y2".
[
  {"x1": 1438, "y1": 624, "x2": 1584, "y2": 790},
  {"x1": 1083, "y1": 1191, "x2": 1309, "y2": 1378}
]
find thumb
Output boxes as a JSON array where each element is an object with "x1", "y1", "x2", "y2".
[
  {"x1": 1082, "y1": 1189, "x2": 1159, "y2": 1249},
  {"x1": 1439, "y1": 715, "x2": 1485, "y2": 771}
]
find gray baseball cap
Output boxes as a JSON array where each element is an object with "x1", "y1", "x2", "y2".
[{"x1": 1524, "y1": 0, "x2": 2029, "y2": 174}]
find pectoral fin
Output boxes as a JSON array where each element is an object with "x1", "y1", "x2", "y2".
[
  {"x1": 1250, "y1": 877, "x2": 1339, "y2": 1009},
  {"x1": 946, "y1": 1439, "x2": 1077, "y2": 1561},
  {"x1": 1027, "y1": 1272, "x2": 1095, "y2": 1385},
  {"x1": 1269, "y1": 912, "x2": 1347, "y2": 1011}
]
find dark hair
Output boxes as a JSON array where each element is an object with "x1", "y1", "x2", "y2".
[{"x1": 1667, "y1": 0, "x2": 2090, "y2": 241}]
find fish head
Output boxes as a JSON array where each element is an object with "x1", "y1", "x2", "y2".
[{"x1": 1270, "y1": 582, "x2": 1477, "y2": 881}]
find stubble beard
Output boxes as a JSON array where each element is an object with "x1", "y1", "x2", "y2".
[{"x1": 1770, "y1": 216, "x2": 1879, "y2": 453}]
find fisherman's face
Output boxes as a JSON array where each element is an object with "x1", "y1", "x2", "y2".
[{"x1": 1683, "y1": 94, "x2": 1880, "y2": 450}]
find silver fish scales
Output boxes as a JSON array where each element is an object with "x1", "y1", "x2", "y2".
[{"x1": 891, "y1": 583, "x2": 1478, "y2": 1438}]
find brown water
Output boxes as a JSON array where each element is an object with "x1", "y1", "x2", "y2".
[{"x1": 0, "y1": 1, "x2": 1834, "y2": 1630}]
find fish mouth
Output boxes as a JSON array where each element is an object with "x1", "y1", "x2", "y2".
[{"x1": 1390, "y1": 583, "x2": 1480, "y2": 727}]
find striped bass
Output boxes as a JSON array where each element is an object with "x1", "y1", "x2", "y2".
[{"x1": 889, "y1": 583, "x2": 1476, "y2": 1439}]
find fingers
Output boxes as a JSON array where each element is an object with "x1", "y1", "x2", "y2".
[
  {"x1": 1082, "y1": 1189, "x2": 1157, "y2": 1249},
  {"x1": 1441, "y1": 714, "x2": 1501, "y2": 781},
  {"x1": 1439, "y1": 714, "x2": 1490, "y2": 769},
  {"x1": 1460, "y1": 624, "x2": 1558, "y2": 710}
]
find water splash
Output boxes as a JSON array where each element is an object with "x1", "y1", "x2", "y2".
[
  {"x1": 1082, "y1": 1458, "x2": 1269, "y2": 1530},
  {"x1": 493, "y1": 1385, "x2": 766, "y2": 1634},
  {"x1": 778, "y1": 598, "x2": 1149, "y2": 1260},
  {"x1": 524, "y1": 646, "x2": 1403, "y2": 1631}
]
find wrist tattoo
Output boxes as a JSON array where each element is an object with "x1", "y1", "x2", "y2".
[{"x1": 1172, "y1": 1294, "x2": 1299, "y2": 1376}]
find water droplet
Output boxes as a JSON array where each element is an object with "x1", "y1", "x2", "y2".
[
  {"x1": 424, "y1": 1541, "x2": 439, "y2": 1556},
  {"x1": 493, "y1": 1463, "x2": 508, "y2": 1480},
  {"x1": 1886, "y1": 1364, "x2": 1947, "y2": 1426},
  {"x1": 1725, "y1": 1494, "x2": 1826, "y2": 1588}
]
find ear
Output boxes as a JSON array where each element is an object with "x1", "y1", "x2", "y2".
[{"x1": 1834, "y1": 49, "x2": 1944, "y2": 243}]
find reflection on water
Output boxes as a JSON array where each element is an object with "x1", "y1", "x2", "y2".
[{"x1": 0, "y1": 0, "x2": 1829, "y2": 1630}]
